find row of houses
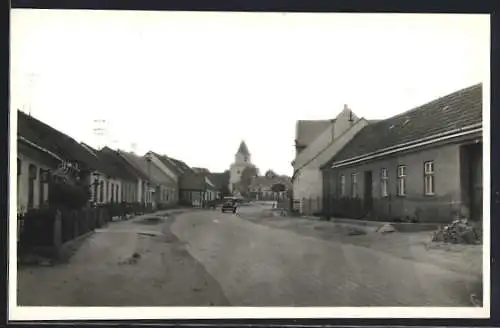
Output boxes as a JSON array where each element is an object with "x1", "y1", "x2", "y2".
[
  {"x1": 249, "y1": 170, "x2": 292, "y2": 200},
  {"x1": 17, "y1": 109, "x2": 223, "y2": 214},
  {"x1": 292, "y1": 83, "x2": 483, "y2": 223}
]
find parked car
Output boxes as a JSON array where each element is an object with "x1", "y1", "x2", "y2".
[{"x1": 221, "y1": 197, "x2": 238, "y2": 213}]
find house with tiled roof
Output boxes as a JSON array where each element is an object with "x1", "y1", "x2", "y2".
[
  {"x1": 321, "y1": 83, "x2": 483, "y2": 223},
  {"x1": 118, "y1": 150, "x2": 177, "y2": 209},
  {"x1": 80, "y1": 143, "x2": 125, "y2": 205},
  {"x1": 291, "y1": 104, "x2": 369, "y2": 214},
  {"x1": 91, "y1": 146, "x2": 149, "y2": 204},
  {"x1": 146, "y1": 151, "x2": 219, "y2": 206},
  {"x1": 249, "y1": 171, "x2": 292, "y2": 201},
  {"x1": 17, "y1": 110, "x2": 107, "y2": 212}
]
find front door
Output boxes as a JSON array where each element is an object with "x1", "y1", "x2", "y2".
[
  {"x1": 470, "y1": 144, "x2": 483, "y2": 221},
  {"x1": 364, "y1": 170, "x2": 373, "y2": 215}
]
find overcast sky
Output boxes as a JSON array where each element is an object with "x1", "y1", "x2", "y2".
[{"x1": 11, "y1": 10, "x2": 489, "y2": 175}]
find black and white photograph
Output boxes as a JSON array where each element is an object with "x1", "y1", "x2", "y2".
[{"x1": 9, "y1": 10, "x2": 490, "y2": 320}]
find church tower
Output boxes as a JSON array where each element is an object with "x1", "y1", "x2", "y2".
[{"x1": 229, "y1": 140, "x2": 254, "y2": 193}]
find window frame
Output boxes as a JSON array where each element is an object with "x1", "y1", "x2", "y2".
[
  {"x1": 27, "y1": 164, "x2": 37, "y2": 209},
  {"x1": 397, "y1": 165, "x2": 407, "y2": 196},
  {"x1": 424, "y1": 161, "x2": 435, "y2": 196},
  {"x1": 351, "y1": 173, "x2": 358, "y2": 198},
  {"x1": 339, "y1": 173, "x2": 346, "y2": 198},
  {"x1": 381, "y1": 168, "x2": 389, "y2": 197}
]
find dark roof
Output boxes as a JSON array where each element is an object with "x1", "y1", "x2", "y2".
[
  {"x1": 237, "y1": 141, "x2": 250, "y2": 156},
  {"x1": 148, "y1": 151, "x2": 183, "y2": 177},
  {"x1": 209, "y1": 171, "x2": 230, "y2": 190},
  {"x1": 250, "y1": 175, "x2": 292, "y2": 190},
  {"x1": 98, "y1": 147, "x2": 144, "y2": 181},
  {"x1": 169, "y1": 157, "x2": 195, "y2": 174},
  {"x1": 192, "y1": 167, "x2": 210, "y2": 174},
  {"x1": 296, "y1": 120, "x2": 332, "y2": 148},
  {"x1": 17, "y1": 110, "x2": 102, "y2": 171},
  {"x1": 331, "y1": 83, "x2": 482, "y2": 163},
  {"x1": 119, "y1": 150, "x2": 177, "y2": 187}
]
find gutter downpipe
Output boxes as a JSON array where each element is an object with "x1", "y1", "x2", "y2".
[{"x1": 331, "y1": 124, "x2": 482, "y2": 169}]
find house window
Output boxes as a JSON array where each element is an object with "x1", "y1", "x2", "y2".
[
  {"x1": 28, "y1": 164, "x2": 37, "y2": 209},
  {"x1": 351, "y1": 173, "x2": 358, "y2": 198},
  {"x1": 17, "y1": 159, "x2": 21, "y2": 205},
  {"x1": 397, "y1": 165, "x2": 407, "y2": 196},
  {"x1": 424, "y1": 161, "x2": 435, "y2": 195},
  {"x1": 339, "y1": 174, "x2": 346, "y2": 197},
  {"x1": 93, "y1": 179, "x2": 99, "y2": 203},
  {"x1": 115, "y1": 185, "x2": 119, "y2": 202},
  {"x1": 381, "y1": 168, "x2": 389, "y2": 197},
  {"x1": 244, "y1": 156, "x2": 248, "y2": 162},
  {"x1": 99, "y1": 181, "x2": 104, "y2": 203},
  {"x1": 39, "y1": 168, "x2": 45, "y2": 206}
]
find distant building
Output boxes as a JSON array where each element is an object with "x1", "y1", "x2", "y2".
[
  {"x1": 292, "y1": 104, "x2": 368, "y2": 214},
  {"x1": 249, "y1": 170, "x2": 292, "y2": 201},
  {"x1": 229, "y1": 140, "x2": 258, "y2": 194},
  {"x1": 118, "y1": 150, "x2": 177, "y2": 209},
  {"x1": 146, "y1": 152, "x2": 219, "y2": 206}
]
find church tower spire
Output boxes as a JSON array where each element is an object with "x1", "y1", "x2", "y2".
[
  {"x1": 229, "y1": 140, "x2": 254, "y2": 194},
  {"x1": 237, "y1": 140, "x2": 250, "y2": 156},
  {"x1": 234, "y1": 140, "x2": 251, "y2": 164}
]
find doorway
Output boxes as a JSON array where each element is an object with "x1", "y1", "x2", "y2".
[{"x1": 460, "y1": 142, "x2": 482, "y2": 222}]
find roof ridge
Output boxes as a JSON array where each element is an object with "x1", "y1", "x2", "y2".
[
  {"x1": 373, "y1": 83, "x2": 482, "y2": 124},
  {"x1": 329, "y1": 82, "x2": 482, "y2": 165}
]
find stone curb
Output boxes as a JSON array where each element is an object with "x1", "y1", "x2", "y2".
[{"x1": 300, "y1": 216, "x2": 439, "y2": 233}]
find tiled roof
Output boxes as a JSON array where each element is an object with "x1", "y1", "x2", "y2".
[
  {"x1": 250, "y1": 175, "x2": 292, "y2": 190},
  {"x1": 148, "y1": 151, "x2": 183, "y2": 177},
  {"x1": 237, "y1": 141, "x2": 250, "y2": 156},
  {"x1": 151, "y1": 154, "x2": 207, "y2": 190},
  {"x1": 119, "y1": 150, "x2": 176, "y2": 187},
  {"x1": 192, "y1": 167, "x2": 210, "y2": 174},
  {"x1": 97, "y1": 147, "x2": 143, "y2": 181},
  {"x1": 209, "y1": 171, "x2": 230, "y2": 190},
  {"x1": 169, "y1": 157, "x2": 195, "y2": 174},
  {"x1": 331, "y1": 83, "x2": 482, "y2": 163},
  {"x1": 295, "y1": 120, "x2": 333, "y2": 148},
  {"x1": 17, "y1": 110, "x2": 102, "y2": 171}
]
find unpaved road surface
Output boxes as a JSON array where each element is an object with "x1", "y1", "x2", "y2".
[
  {"x1": 171, "y1": 206, "x2": 481, "y2": 306},
  {"x1": 17, "y1": 210, "x2": 229, "y2": 306},
  {"x1": 18, "y1": 205, "x2": 482, "y2": 307}
]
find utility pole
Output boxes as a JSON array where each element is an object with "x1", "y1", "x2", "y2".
[{"x1": 93, "y1": 119, "x2": 107, "y2": 150}]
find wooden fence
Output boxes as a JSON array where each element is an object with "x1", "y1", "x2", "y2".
[{"x1": 18, "y1": 206, "x2": 111, "y2": 254}]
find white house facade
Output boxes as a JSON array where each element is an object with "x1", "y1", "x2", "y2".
[{"x1": 292, "y1": 105, "x2": 367, "y2": 214}]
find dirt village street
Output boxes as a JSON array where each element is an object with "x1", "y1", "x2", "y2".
[{"x1": 17, "y1": 203, "x2": 483, "y2": 307}]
